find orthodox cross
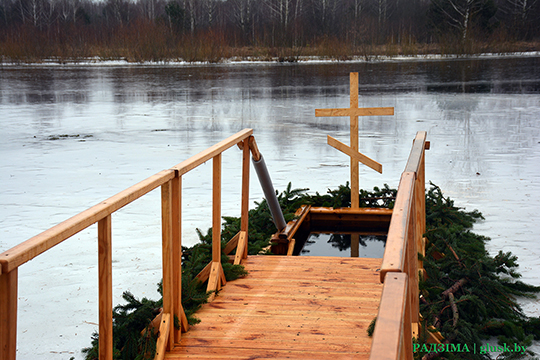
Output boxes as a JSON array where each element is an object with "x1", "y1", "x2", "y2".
[{"x1": 315, "y1": 72, "x2": 394, "y2": 209}]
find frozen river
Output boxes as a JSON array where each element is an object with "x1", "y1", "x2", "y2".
[{"x1": 1, "y1": 56, "x2": 540, "y2": 358}]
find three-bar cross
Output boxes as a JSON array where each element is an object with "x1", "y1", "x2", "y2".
[{"x1": 315, "y1": 72, "x2": 394, "y2": 209}]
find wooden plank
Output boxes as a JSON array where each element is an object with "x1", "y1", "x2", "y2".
[
  {"x1": 172, "y1": 129, "x2": 253, "y2": 176},
  {"x1": 179, "y1": 328, "x2": 375, "y2": 344},
  {"x1": 183, "y1": 317, "x2": 376, "y2": 332},
  {"x1": 241, "y1": 138, "x2": 250, "y2": 236},
  {"x1": 171, "y1": 175, "x2": 183, "y2": 343},
  {"x1": 223, "y1": 232, "x2": 241, "y2": 256},
  {"x1": 287, "y1": 239, "x2": 295, "y2": 256},
  {"x1": 0, "y1": 169, "x2": 175, "y2": 273},
  {"x1": 350, "y1": 73, "x2": 360, "y2": 209},
  {"x1": 328, "y1": 136, "x2": 382, "y2": 173},
  {"x1": 415, "y1": 153, "x2": 426, "y2": 279},
  {"x1": 98, "y1": 215, "x2": 113, "y2": 360},
  {"x1": 207, "y1": 261, "x2": 223, "y2": 302},
  {"x1": 161, "y1": 181, "x2": 174, "y2": 350},
  {"x1": 404, "y1": 131, "x2": 427, "y2": 174},
  {"x1": 380, "y1": 172, "x2": 415, "y2": 282},
  {"x1": 369, "y1": 272, "x2": 409, "y2": 360},
  {"x1": 248, "y1": 135, "x2": 261, "y2": 162},
  {"x1": 203, "y1": 299, "x2": 381, "y2": 311},
  {"x1": 0, "y1": 269, "x2": 17, "y2": 360},
  {"x1": 309, "y1": 207, "x2": 392, "y2": 216},
  {"x1": 207, "y1": 263, "x2": 219, "y2": 302},
  {"x1": 407, "y1": 210, "x2": 419, "y2": 326},
  {"x1": 276, "y1": 205, "x2": 311, "y2": 241},
  {"x1": 212, "y1": 154, "x2": 222, "y2": 263},
  {"x1": 195, "y1": 261, "x2": 212, "y2": 283},
  {"x1": 154, "y1": 313, "x2": 171, "y2": 360},
  {"x1": 234, "y1": 231, "x2": 248, "y2": 265},
  {"x1": 178, "y1": 336, "x2": 372, "y2": 353},
  {"x1": 315, "y1": 107, "x2": 395, "y2": 117},
  {"x1": 169, "y1": 347, "x2": 371, "y2": 359}
]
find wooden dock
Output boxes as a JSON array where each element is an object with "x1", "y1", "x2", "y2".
[
  {"x1": 1, "y1": 127, "x2": 428, "y2": 360},
  {"x1": 167, "y1": 256, "x2": 382, "y2": 360}
]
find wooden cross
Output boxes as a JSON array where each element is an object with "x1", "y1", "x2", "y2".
[{"x1": 315, "y1": 72, "x2": 394, "y2": 209}]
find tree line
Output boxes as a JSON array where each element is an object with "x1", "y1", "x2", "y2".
[{"x1": 0, "y1": 0, "x2": 539, "y2": 62}]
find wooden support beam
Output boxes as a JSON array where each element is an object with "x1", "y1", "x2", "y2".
[
  {"x1": 212, "y1": 154, "x2": 222, "y2": 264},
  {"x1": 287, "y1": 239, "x2": 296, "y2": 256},
  {"x1": 171, "y1": 174, "x2": 186, "y2": 343},
  {"x1": 315, "y1": 107, "x2": 394, "y2": 117},
  {"x1": 195, "y1": 262, "x2": 212, "y2": 284},
  {"x1": 369, "y1": 272, "x2": 412, "y2": 360},
  {"x1": 248, "y1": 136, "x2": 261, "y2": 162},
  {"x1": 350, "y1": 72, "x2": 360, "y2": 209},
  {"x1": 223, "y1": 232, "x2": 241, "y2": 256},
  {"x1": 0, "y1": 269, "x2": 17, "y2": 360},
  {"x1": 234, "y1": 231, "x2": 247, "y2": 265},
  {"x1": 161, "y1": 181, "x2": 174, "y2": 350},
  {"x1": 154, "y1": 313, "x2": 171, "y2": 360},
  {"x1": 207, "y1": 262, "x2": 223, "y2": 302},
  {"x1": 241, "y1": 137, "x2": 250, "y2": 260},
  {"x1": 98, "y1": 215, "x2": 113, "y2": 360},
  {"x1": 327, "y1": 135, "x2": 382, "y2": 173}
]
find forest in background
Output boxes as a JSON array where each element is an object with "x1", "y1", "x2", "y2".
[{"x1": 0, "y1": 0, "x2": 539, "y2": 62}]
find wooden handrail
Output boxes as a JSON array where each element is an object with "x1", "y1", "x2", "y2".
[
  {"x1": 404, "y1": 131, "x2": 427, "y2": 174},
  {"x1": 380, "y1": 172, "x2": 416, "y2": 281},
  {"x1": 0, "y1": 129, "x2": 255, "y2": 360},
  {"x1": 172, "y1": 128, "x2": 253, "y2": 175},
  {"x1": 378, "y1": 131, "x2": 428, "y2": 357},
  {"x1": 0, "y1": 169, "x2": 175, "y2": 273},
  {"x1": 369, "y1": 272, "x2": 412, "y2": 360}
]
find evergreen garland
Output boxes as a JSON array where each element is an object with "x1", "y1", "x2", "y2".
[{"x1": 418, "y1": 183, "x2": 540, "y2": 359}]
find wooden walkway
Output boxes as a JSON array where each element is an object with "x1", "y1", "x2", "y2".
[{"x1": 167, "y1": 255, "x2": 383, "y2": 359}]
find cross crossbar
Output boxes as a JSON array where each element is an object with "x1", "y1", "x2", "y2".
[{"x1": 315, "y1": 107, "x2": 394, "y2": 117}]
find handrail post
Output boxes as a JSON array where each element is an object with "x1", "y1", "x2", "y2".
[
  {"x1": 241, "y1": 138, "x2": 250, "y2": 260},
  {"x1": 161, "y1": 180, "x2": 174, "y2": 351},
  {"x1": 407, "y1": 203, "x2": 419, "y2": 329},
  {"x1": 171, "y1": 174, "x2": 184, "y2": 343},
  {"x1": 212, "y1": 153, "x2": 222, "y2": 265},
  {"x1": 0, "y1": 268, "x2": 17, "y2": 360},
  {"x1": 207, "y1": 154, "x2": 224, "y2": 302},
  {"x1": 98, "y1": 215, "x2": 113, "y2": 360}
]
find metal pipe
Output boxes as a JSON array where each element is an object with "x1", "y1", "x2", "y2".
[{"x1": 252, "y1": 155, "x2": 287, "y2": 231}]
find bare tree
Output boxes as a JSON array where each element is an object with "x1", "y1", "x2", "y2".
[
  {"x1": 228, "y1": 0, "x2": 257, "y2": 42},
  {"x1": 431, "y1": 0, "x2": 488, "y2": 40}
]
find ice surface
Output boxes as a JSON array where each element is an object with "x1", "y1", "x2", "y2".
[{"x1": 1, "y1": 58, "x2": 539, "y2": 358}]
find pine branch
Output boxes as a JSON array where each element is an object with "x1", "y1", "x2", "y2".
[
  {"x1": 441, "y1": 278, "x2": 467, "y2": 299},
  {"x1": 448, "y1": 292, "x2": 459, "y2": 327}
]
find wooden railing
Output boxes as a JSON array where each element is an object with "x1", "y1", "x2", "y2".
[
  {"x1": 0, "y1": 128, "x2": 258, "y2": 360},
  {"x1": 370, "y1": 131, "x2": 429, "y2": 360}
]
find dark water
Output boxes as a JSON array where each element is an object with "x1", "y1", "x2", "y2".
[
  {"x1": 301, "y1": 233, "x2": 387, "y2": 257},
  {"x1": 1, "y1": 56, "x2": 539, "y2": 359}
]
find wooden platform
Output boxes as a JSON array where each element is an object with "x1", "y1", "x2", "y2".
[{"x1": 167, "y1": 255, "x2": 383, "y2": 359}]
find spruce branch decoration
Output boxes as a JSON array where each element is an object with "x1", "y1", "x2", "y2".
[{"x1": 418, "y1": 183, "x2": 540, "y2": 360}]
